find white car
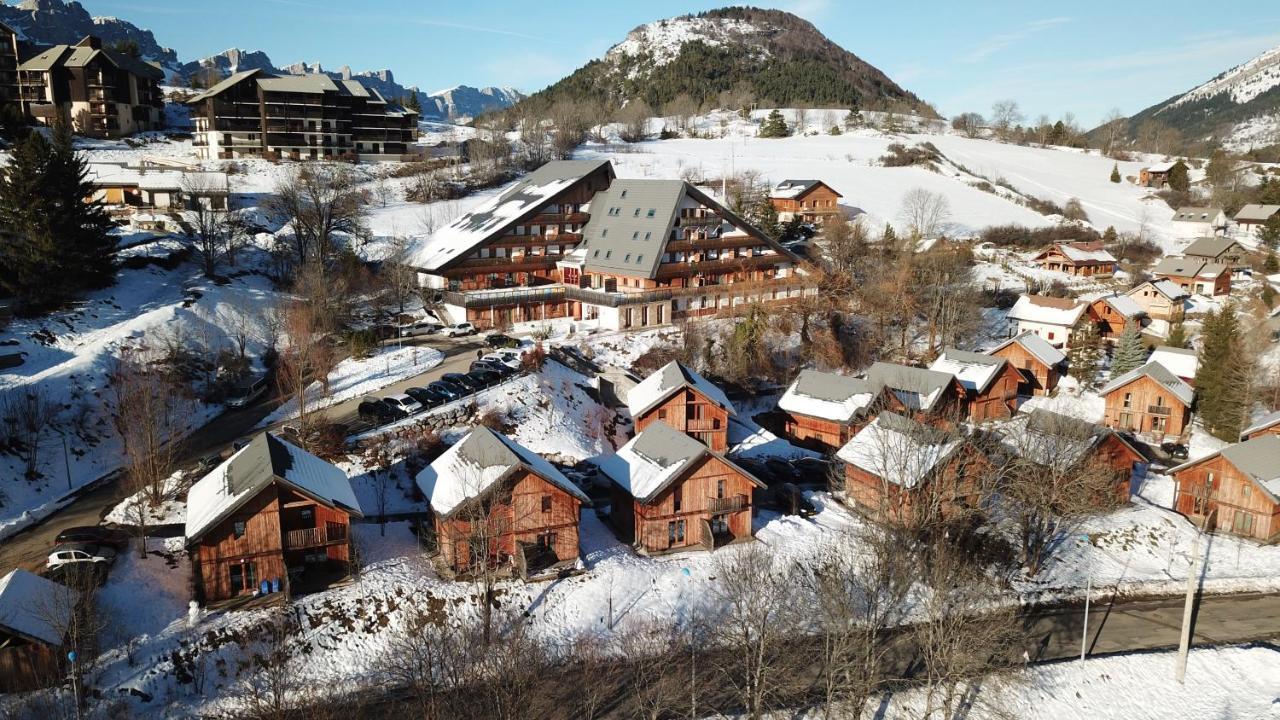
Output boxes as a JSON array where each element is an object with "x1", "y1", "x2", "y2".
[
  {"x1": 443, "y1": 322, "x2": 476, "y2": 337},
  {"x1": 48, "y1": 543, "x2": 117, "y2": 570},
  {"x1": 383, "y1": 393, "x2": 424, "y2": 415},
  {"x1": 483, "y1": 350, "x2": 524, "y2": 370}
]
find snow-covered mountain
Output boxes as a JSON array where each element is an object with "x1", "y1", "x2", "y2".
[
  {"x1": 1118, "y1": 44, "x2": 1280, "y2": 149},
  {"x1": 0, "y1": 0, "x2": 179, "y2": 72},
  {"x1": 505, "y1": 7, "x2": 931, "y2": 118},
  {"x1": 426, "y1": 86, "x2": 524, "y2": 120}
]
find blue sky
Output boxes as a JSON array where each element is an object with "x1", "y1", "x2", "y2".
[{"x1": 87, "y1": 0, "x2": 1280, "y2": 125}]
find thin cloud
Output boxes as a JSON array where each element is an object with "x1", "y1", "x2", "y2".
[
  {"x1": 961, "y1": 17, "x2": 1071, "y2": 63},
  {"x1": 402, "y1": 18, "x2": 552, "y2": 43}
]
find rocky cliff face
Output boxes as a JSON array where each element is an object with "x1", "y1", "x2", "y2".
[{"x1": 0, "y1": 0, "x2": 178, "y2": 70}]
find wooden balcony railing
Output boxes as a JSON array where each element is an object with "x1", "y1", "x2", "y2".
[
  {"x1": 284, "y1": 523, "x2": 347, "y2": 549},
  {"x1": 1148, "y1": 405, "x2": 1172, "y2": 416},
  {"x1": 684, "y1": 418, "x2": 721, "y2": 432},
  {"x1": 707, "y1": 494, "x2": 748, "y2": 514},
  {"x1": 531, "y1": 212, "x2": 589, "y2": 224}
]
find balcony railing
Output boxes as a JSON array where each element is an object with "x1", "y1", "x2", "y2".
[
  {"x1": 531, "y1": 212, "x2": 589, "y2": 224},
  {"x1": 284, "y1": 523, "x2": 348, "y2": 549},
  {"x1": 566, "y1": 277, "x2": 808, "y2": 308},
  {"x1": 678, "y1": 215, "x2": 723, "y2": 226},
  {"x1": 684, "y1": 418, "x2": 721, "y2": 432},
  {"x1": 441, "y1": 285, "x2": 565, "y2": 309},
  {"x1": 707, "y1": 494, "x2": 748, "y2": 514},
  {"x1": 1148, "y1": 405, "x2": 1172, "y2": 416}
]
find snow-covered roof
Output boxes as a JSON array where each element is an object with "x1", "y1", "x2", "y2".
[
  {"x1": 1096, "y1": 293, "x2": 1146, "y2": 318},
  {"x1": 626, "y1": 360, "x2": 735, "y2": 419},
  {"x1": 1099, "y1": 360, "x2": 1195, "y2": 407},
  {"x1": 928, "y1": 348, "x2": 1007, "y2": 394},
  {"x1": 865, "y1": 362, "x2": 957, "y2": 412},
  {"x1": 1241, "y1": 410, "x2": 1280, "y2": 439},
  {"x1": 596, "y1": 421, "x2": 764, "y2": 503},
  {"x1": 836, "y1": 412, "x2": 964, "y2": 489},
  {"x1": 1170, "y1": 435, "x2": 1280, "y2": 500},
  {"x1": 987, "y1": 331, "x2": 1067, "y2": 369},
  {"x1": 770, "y1": 179, "x2": 840, "y2": 200},
  {"x1": 1184, "y1": 236, "x2": 1244, "y2": 257},
  {"x1": 778, "y1": 369, "x2": 878, "y2": 423},
  {"x1": 1234, "y1": 204, "x2": 1280, "y2": 223},
  {"x1": 1007, "y1": 294, "x2": 1087, "y2": 327},
  {"x1": 414, "y1": 426, "x2": 588, "y2": 518},
  {"x1": 185, "y1": 433, "x2": 362, "y2": 542},
  {"x1": 0, "y1": 569, "x2": 75, "y2": 647},
  {"x1": 1145, "y1": 279, "x2": 1191, "y2": 300},
  {"x1": 1051, "y1": 241, "x2": 1116, "y2": 264},
  {"x1": 1149, "y1": 346, "x2": 1199, "y2": 381},
  {"x1": 406, "y1": 159, "x2": 612, "y2": 272},
  {"x1": 1145, "y1": 161, "x2": 1176, "y2": 173}
]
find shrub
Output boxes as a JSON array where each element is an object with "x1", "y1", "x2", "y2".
[{"x1": 879, "y1": 142, "x2": 941, "y2": 168}]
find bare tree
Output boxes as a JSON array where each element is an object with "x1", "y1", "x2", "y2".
[
  {"x1": 950, "y1": 112, "x2": 984, "y2": 138},
  {"x1": 184, "y1": 173, "x2": 232, "y2": 277},
  {"x1": 617, "y1": 100, "x2": 653, "y2": 143},
  {"x1": 549, "y1": 99, "x2": 590, "y2": 160},
  {"x1": 275, "y1": 299, "x2": 333, "y2": 442},
  {"x1": 1099, "y1": 107, "x2": 1126, "y2": 155},
  {"x1": 989, "y1": 99, "x2": 1023, "y2": 140},
  {"x1": 379, "y1": 603, "x2": 475, "y2": 720},
  {"x1": 270, "y1": 163, "x2": 370, "y2": 267},
  {"x1": 2, "y1": 387, "x2": 58, "y2": 481},
  {"x1": 900, "y1": 187, "x2": 952, "y2": 239},
  {"x1": 615, "y1": 621, "x2": 688, "y2": 720},
  {"x1": 226, "y1": 607, "x2": 303, "y2": 720}
]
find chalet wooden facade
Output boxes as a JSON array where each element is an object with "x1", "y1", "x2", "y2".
[
  {"x1": 626, "y1": 360, "x2": 736, "y2": 452},
  {"x1": 1099, "y1": 361, "x2": 1195, "y2": 441},
  {"x1": 1242, "y1": 411, "x2": 1280, "y2": 442},
  {"x1": 987, "y1": 332, "x2": 1067, "y2": 397},
  {"x1": 1170, "y1": 435, "x2": 1280, "y2": 543},
  {"x1": 415, "y1": 427, "x2": 589, "y2": 577},
  {"x1": 1181, "y1": 236, "x2": 1250, "y2": 270},
  {"x1": 599, "y1": 422, "x2": 766, "y2": 555},
  {"x1": 1006, "y1": 294, "x2": 1087, "y2": 350},
  {"x1": 1139, "y1": 162, "x2": 1174, "y2": 188},
  {"x1": 184, "y1": 433, "x2": 363, "y2": 605},
  {"x1": 777, "y1": 369, "x2": 884, "y2": 454},
  {"x1": 1126, "y1": 280, "x2": 1189, "y2": 323},
  {"x1": 866, "y1": 361, "x2": 968, "y2": 422},
  {"x1": 928, "y1": 348, "x2": 1022, "y2": 423},
  {"x1": 1031, "y1": 241, "x2": 1117, "y2": 277},
  {"x1": 769, "y1": 179, "x2": 844, "y2": 225},
  {"x1": 1086, "y1": 294, "x2": 1147, "y2": 341},
  {"x1": 1151, "y1": 257, "x2": 1231, "y2": 297},
  {"x1": 0, "y1": 569, "x2": 75, "y2": 693},
  {"x1": 1002, "y1": 409, "x2": 1147, "y2": 505},
  {"x1": 17, "y1": 35, "x2": 163, "y2": 138}
]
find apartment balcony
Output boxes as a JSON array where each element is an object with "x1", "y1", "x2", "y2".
[
  {"x1": 283, "y1": 523, "x2": 349, "y2": 550},
  {"x1": 567, "y1": 276, "x2": 809, "y2": 308},
  {"x1": 667, "y1": 236, "x2": 761, "y2": 253},
  {"x1": 531, "y1": 211, "x2": 589, "y2": 225},
  {"x1": 654, "y1": 253, "x2": 783, "y2": 280},
  {"x1": 684, "y1": 418, "x2": 722, "y2": 432},
  {"x1": 678, "y1": 214, "x2": 723, "y2": 227},
  {"x1": 489, "y1": 233, "x2": 582, "y2": 248},
  {"x1": 707, "y1": 494, "x2": 748, "y2": 514},
  {"x1": 447, "y1": 255, "x2": 561, "y2": 275},
  {"x1": 440, "y1": 285, "x2": 566, "y2": 309}
]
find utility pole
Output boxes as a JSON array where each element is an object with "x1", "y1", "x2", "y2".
[
  {"x1": 1078, "y1": 535, "x2": 1091, "y2": 661},
  {"x1": 1176, "y1": 509, "x2": 1215, "y2": 683}
]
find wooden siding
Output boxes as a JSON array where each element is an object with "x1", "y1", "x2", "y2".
[
  {"x1": 770, "y1": 184, "x2": 842, "y2": 223},
  {"x1": 967, "y1": 363, "x2": 1022, "y2": 422},
  {"x1": 1157, "y1": 271, "x2": 1231, "y2": 298},
  {"x1": 1127, "y1": 285, "x2": 1185, "y2": 322},
  {"x1": 783, "y1": 412, "x2": 858, "y2": 454},
  {"x1": 1033, "y1": 246, "x2": 1115, "y2": 277},
  {"x1": 844, "y1": 445, "x2": 988, "y2": 524},
  {"x1": 613, "y1": 454, "x2": 757, "y2": 554},
  {"x1": 1087, "y1": 299, "x2": 1135, "y2": 340},
  {"x1": 634, "y1": 386, "x2": 731, "y2": 452},
  {"x1": 0, "y1": 636, "x2": 60, "y2": 693},
  {"x1": 1173, "y1": 454, "x2": 1280, "y2": 543},
  {"x1": 1102, "y1": 374, "x2": 1192, "y2": 440},
  {"x1": 990, "y1": 342, "x2": 1058, "y2": 396},
  {"x1": 1242, "y1": 424, "x2": 1280, "y2": 442}
]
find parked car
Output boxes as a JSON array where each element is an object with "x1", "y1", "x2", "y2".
[
  {"x1": 765, "y1": 458, "x2": 801, "y2": 484},
  {"x1": 1161, "y1": 442, "x2": 1189, "y2": 460},
  {"x1": 405, "y1": 385, "x2": 451, "y2": 408},
  {"x1": 231, "y1": 438, "x2": 251, "y2": 452},
  {"x1": 485, "y1": 333, "x2": 521, "y2": 349},
  {"x1": 399, "y1": 320, "x2": 442, "y2": 337},
  {"x1": 358, "y1": 398, "x2": 404, "y2": 424},
  {"x1": 443, "y1": 322, "x2": 476, "y2": 337},
  {"x1": 47, "y1": 543, "x2": 117, "y2": 570},
  {"x1": 735, "y1": 457, "x2": 776, "y2": 485},
  {"x1": 54, "y1": 525, "x2": 129, "y2": 551},
  {"x1": 195, "y1": 453, "x2": 223, "y2": 474},
  {"x1": 792, "y1": 457, "x2": 834, "y2": 485},
  {"x1": 471, "y1": 359, "x2": 514, "y2": 376},
  {"x1": 427, "y1": 380, "x2": 464, "y2": 401},
  {"x1": 383, "y1": 393, "x2": 424, "y2": 416},
  {"x1": 483, "y1": 349, "x2": 524, "y2": 370},
  {"x1": 770, "y1": 483, "x2": 817, "y2": 517},
  {"x1": 441, "y1": 372, "x2": 483, "y2": 393},
  {"x1": 226, "y1": 374, "x2": 268, "y2": 408},
  {"x1": 467, "y1": 369, "x2": 501, "y2": 388}
]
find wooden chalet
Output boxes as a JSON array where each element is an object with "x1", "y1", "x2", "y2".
[
  {"x1": 1006, "y1": 294, "x2": 1087, "y2": 350},
  {"x1": 1148, "y1": 346, "x2": 1198, "y2": 385},
  {"x1": 1126, "y1": 279, "x2": 1189, "y2": 323},
  {"x1": 184, "y1": 433, "x2": 363, "y2": 605},
  {"x1": 1241, "y1": 411, "x2": 1280, "y2": 442},
  {"x1": 626, "y1": 360, "x2": 736, "y2": 452},
  {"x1": 987, "y1": 331, "x2": 1067, "y2": 397},
  {"x1": 598, "y1": 421, "x2": 766, "y2": 555},
  {"x1": 864, "y1": 361, "x2": 968, "y2": 421},
  {"x1": 1139, "y1": 161, "x2": 1174, "y2": 188},
  {"x1": 1086, "y1": 293, "x2": 1147, "y2": 341},
  {"x1": 0, "y1": 569, "x2": 75, "y2": 693},
  {"x1": 1170, "y1": 435, "x2": 1280, "y2": 543},
  {"x1": 836, "y1": 412, "x2": 987, "y2": 524},
  {"x1": 1181, "y1": 236, "x2": 1250, "y2": 270},
  {"x1": 1031, "y1": 241, "x2": 1117, "y2": 277},
  {"x1": 1151, "y1": 256, "x2": 1230, "y2": 297},
  {"x1": 1001, "y1": 409, "x2": 1147, "y2": 504},
  {"x1": 769, "y1": 179, "x2": 844, "y2": 225},
  {"x1": 1234, "y1": 205, "x2": 1280, "y2": 243},
  {"x1": 777, "y1": 369, "x2": 884, "y2": 454},
  {"x1": 928, "y1": 348, "x2": 1022, "y2": 422},
  {"x1": 1099, "y1": 361, "x2": 1195, "y2": 441},
  {"x1": 414, "y1": 427, "x2": 589, "y2": 577}
]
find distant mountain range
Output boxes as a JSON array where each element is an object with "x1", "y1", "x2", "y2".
[
  {"x1": 1110, "y1": 44, "x2": 1280, "y2": 150},
  {"x1": 0, "y1": 0, "x2": 524, "y2": 121},
  {"x1": 505, "y1": 7, "x2": 932, "y2": 119}
]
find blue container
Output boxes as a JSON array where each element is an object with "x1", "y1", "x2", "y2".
[{"x1": 260, "y1": 579, "x2": 270, "y2": 595}]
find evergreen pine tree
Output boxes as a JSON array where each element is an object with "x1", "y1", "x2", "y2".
[
  {"x1": 1110, "y1": 323, "x2": 1147, "y2": 378},
  {"x1": 828, "y1": 125, "x2": 842, "y2": 136},
  {"x1": 1259, "y1": 177, "x2": 1280, "y2": 205},
  {"x1": 1259, "y1": 214, "x2": 1280, "y2": 251},
  {"x1": 1166, "y1": 159, "x2": 1190, "y2": 192},
  {"x1": 1110, "y1": 163, "x2": 1121, "y2": 183},
  {"x1": 758, "y1": 109, "x2": 789, "y2": 138},
  {"x1": 1067, "y1": 322, "x2": 1103, "y2": 385},
  {"x1": 881, "y1": 223, "x2": 897, "y2": 247},
  {"x1": 47, "y1": 119, "x2": 115, "y2": 292},
  {"x1": 1166, "y1": 322, "x2": 1188, "y2": 349},
  {"x1": 1262, "y1": 283, "x2": 1277, "y2": 309},
  {"x1": 843, "y1": 108, "x2": 862, "y2": 130},
  {"x1": 752, "y1": 195, "x2": 781, "y2": 239},
  {"x1": 1102, "y1": 225, "x2": 1118, "y2": 244},
  {"x1": 404, "y1": 92, "x2": 422, "y2": 114},
  {"x1": 1195, "y1": 306, "x2": 1253, "y2": 441},
  {"x1": 1265, "y1": 248, "x2": 1279, "y2": 274}
]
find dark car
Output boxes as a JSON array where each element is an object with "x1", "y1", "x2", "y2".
[
  {"x1": 1161, "y1": 442, "x2": 1189, "y2": 460},
  {"x1": 358, "y1": 398, "x2": 404, "y2": 424},
  {"x1": 441, "y1": 372, "x2": 483, "y2": 393},
  {"x1": 765, "y1": 458, "x2": 801, "y2": 484},
  {"x1": 427, "y1": 380, "x2": 464, "y2": 402},
  {"x1": 485, "y1": 333, "x2": 521, "y2": 349},
  {"x1": 467, "y1": 369, "x2": 501, "y2": 388},
  {"x1": 54, "y1": 525, "x2": 130, "y2": 551},
  {"x1": 735, "y1": 457, "x2": 776, "y2": 485},
  {"x1": 471, "y1": 359, "x2": 514, "y2": 376},
  {"x1": 405, "y1": 385, "x2": 450, "y2": 408},
  {"x1": 771, "y1": 483, "x2": 817, "y2": 517},
  {"x1": 792, "y1": 457, "x2": 834, "y2": 485}
]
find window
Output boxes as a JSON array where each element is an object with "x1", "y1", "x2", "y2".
[
  {"x1": 300, "y1": 507, "x2": 314, "y2": 526},
  {"x1": 658, "y1": 408, "x2": 667, "y2": 420},
  {"x1": 620, "y1": 190, "x2": 628, "y2": 198},
  {"x1": 634, "y1": 208, "x2": 641, "y2": 217},
  {"x1": 230, "y1": 564, "x2": 242, "y2": 591},
  {"x1": 1234, "y1": 511, "x2": 1255, "y2": 535},
  {"x1": 1123, "y1": 392, "x2": 1132, "y2": 409},
  {"x1": 668, "y1": 519, "x2": 686, "y2": 546},
  {"x1": 1047, "y1": 332, "x2": 1055, "y2": 340},
  {"x1": 647, "y1": 209, "x2": 656, "y2": 217},
  {"x1": 644, "y1": 232, "x2": 652, "y2": 240},
  {"x1": 601, "y1": 229, "x2": 608, "y2": 237},
  {"x1": 716, "y1": 479, "x2": 725, "y2": 499},
  {"x1": 636, "y1": 255, "x2": 644, "y2": 263},
  {"x1": 593, "y1": 249, "x2": 600, "y2": 257},
  {"x1": 233, "y1": 520, "x2": 247, "y2": 539},
  {"x1": 541, "y1": 495, "x2": 552, "y2": 513},
  {"x1": 632, "y1": 231, "x2": 639, "y2": 239},
  {"x1": 536, "y1": 532, "x2": 556, "y2": 548},
  {"x1": 673, "y1": 486, "x2": 682, "y2": 512},
  {"x1": 605, "y1": 250, "x2": 612, "y2": 259},
  {"x1": 624, "y1": 253, "x2": 631, "y2": 262}
]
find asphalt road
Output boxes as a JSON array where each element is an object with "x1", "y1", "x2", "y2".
[{"x1": 0, "y1": 334, "x2": 486, "y2": 574}]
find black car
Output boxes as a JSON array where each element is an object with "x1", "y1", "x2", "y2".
[
  {"x1": 1161, "y1": 442, "x2": 1189, "y2": 460},
  {"x1": 54, "y1": 525, "x2": 130, "y2": 551},
  {"x1": 792, "y1": 457, "x2": 834, "y2": 485},
  {"x1": 405, "y1": 385, "x2": 450, "y2": 408},
  {"x1": 467, "y1": 369, "x2": 501, "y2": 388},
  {"x1": 471, "y1": 359, "x2": 514, "y2": 376},
  {"x1": 485, "y1": 333, "x2": 521, "y2": 349},
  {"x1": 358, "y1": 398, "x2": 404, "y2": 424},
  {"x1": 427, "y1": 380, "x2": 464, "y2": 401},
  {"x1": 441, "y1": 372, "x2": 483, "y2": 393},
  {"x1": 735, "y1": 457, "x2": 776, "y2": 485}
]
